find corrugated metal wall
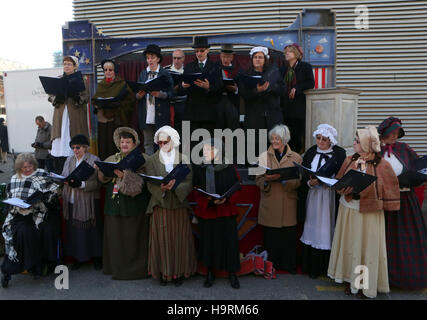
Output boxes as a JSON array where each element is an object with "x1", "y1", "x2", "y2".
[{"x1": 73, "y1": 0, "x2": 427, "y2": 155}]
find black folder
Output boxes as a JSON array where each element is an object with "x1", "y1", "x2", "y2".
[
  {"x1": 93, "y1": 84, "x2": 128, "y2": 109},
  {"x1": 237, "y1": 73, "x2": 265, "y2": 89},
  {"x1": 140, "y1": 164, "x2": 190, "y2": 190},
  {"x1": 330, "y1": 170, "x2": 377, "y2": 194},
  {"x1": 169, "y1": 71, "x2": 183, "y2": 85},
  {"x1": 126, "y1": 75, "x2": 171, "y2": 93},
  {"x1": 222, "y1": 78, "x2": 236, "y2": 86},
  {"x1": 182, "y1": 73, "x2": 206, "y2": 84},
  {"x1": 39, "y1": 71, "x2": 85, "y2": 98},
  {"x1": 264, "y1": 166, "x2": 299, "y2": 181},
  {"x1": 95, "y1": 148, "x2": 145, "y2": 177},
  {"x1": 294, "y1": 157, "x2": 339, "y2": 179},
  {"x1": 3, "y1": 191, "x2": 45, "y2": 209},
  {"x1": 194, "y1": 181, "x2": 242, "y2": 200},
  {"x1": 49, "y1": 160, "x2": 95, "y2": 183},
  {"x1": 412, "y1": 155, "x2": 427, "y2": 172}
]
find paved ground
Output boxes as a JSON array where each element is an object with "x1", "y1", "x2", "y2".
[{"x1": 0, "y1": 155, "x2": 426, "y2": 301}]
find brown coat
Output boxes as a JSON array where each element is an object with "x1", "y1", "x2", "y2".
[
  {"x1": 337, "y1": 155, "x2": 400, "y2": 213},
  {"x1": 49, "y1": 83, "x2": 89, "y2": 140},
  {"x1": 256, "y1": 145, "x2": 302, "y2": 227}
]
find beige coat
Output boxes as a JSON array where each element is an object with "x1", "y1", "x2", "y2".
[
  {"x1": 49, "y1": 82, "x2": 89, "y2": 140},
  {"x1": 256, "y1": 145, "x2": 302, "y2": 227}
]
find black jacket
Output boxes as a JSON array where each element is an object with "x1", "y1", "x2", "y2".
[
  {"x1": 239, "y1": 65, "x2": 284, "y2": 130},
  {"x1": 280, "y1": 61, "x2": 315, "y2": 119},
  {"x1": 183, "y1": 58, "x2": 223, "y2": 122}
]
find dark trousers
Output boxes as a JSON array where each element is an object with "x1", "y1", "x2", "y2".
[
  {"x1": 263, "y1": 225, "x2": 297, "y2": 272},
  {"x1": 37, "y1": 158, "x2": 53, "y2": 172},
  {"x1": 52, "y1": 156, "x2": 67, "y2": 175},
  {"x1": 283, "y1": 117, "x2": 305, "y2": 154}
]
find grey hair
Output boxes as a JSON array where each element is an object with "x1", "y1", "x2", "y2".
[
  {"x1": 268, "y1": 124, "x2": 291, "y2": 145},
  {"x1": 15, "y1": 153, "x2": 38, "y2": 178}
]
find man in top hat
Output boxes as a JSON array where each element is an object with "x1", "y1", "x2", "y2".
[
  {"x1": 136, "y1": 44, "x2": 175, "y2": 155},
  {"x1": 217, "y1": 44, "x2": 240, "y2": 130},
  {"x1": 182, "y1": 36, "x2": 223, "y2": 136}
]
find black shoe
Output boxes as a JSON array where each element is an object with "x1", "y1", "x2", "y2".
[
  {"x1": 309, "y1": 273, "x2": 318, "y2": 279},
  {"x1": 159, "y1": 277, "x2": 167, "y2": 286},
  {"x1": 71, "y1": 262, "x2": 83, "y2": 270},
  {"x1": 93, "y1": 258, "x2": 103, "y2": 271},
  {"x1": 1, "y1": 273, "x2": 11, "y2": 288},
  {"x1": 173, "y1": 276, "x2": 184, "y2": 287},
  {"x1": 32, "y1": 265, "x2": 42, "y2": 280},
  {"x1": 204, "y1": 271, "x2": 215, "y2": 288},
  {"x1": 229, "y1": 273, "x2": 240, "y2": 289}
]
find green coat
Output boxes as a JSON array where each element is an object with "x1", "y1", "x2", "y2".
[
  {"x1": 103, "y1": 152, "x2": 151, "y2": 217},
  {"x1": 145, "y1": 150, "x2": 193, "y2": 214}
]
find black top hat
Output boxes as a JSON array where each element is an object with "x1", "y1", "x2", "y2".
[
  {"x1": 143, "y1": 44, "x2": 162, "y2": 62},
  {"x1": 221, "y1": 44, "x2": 234, "y2": 53},
  {"x1": 192, "y1": 36, "x2": 210, "y2": 49},
  {"x1": 69, "y1": 134, "x2": 90, "y2": 148}
]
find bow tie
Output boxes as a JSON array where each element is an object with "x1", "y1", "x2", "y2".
[
  {"x1": 316, "y1": 152, "x2": 332, "y2": 171},
  {"x1": 148, "y1": 71, "x2": 158, "y2": 77},
  {"x1": 385, "y1": 144, "x2": 396, "y2": 157}
]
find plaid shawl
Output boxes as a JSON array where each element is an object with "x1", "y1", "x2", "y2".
[
  {"x1": 381, "y1": 141, "x2": 418, "y2": 170},
  {"x1": 2, "y1": 169, "x2": 59, "y2": 262}
]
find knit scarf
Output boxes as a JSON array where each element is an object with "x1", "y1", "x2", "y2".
[
  {"x1": 285, "y1": 65, "x2": 297, "y2": 95},
  {"x1": 200, "y1": 163, "x2": 229, "y2": 194}
]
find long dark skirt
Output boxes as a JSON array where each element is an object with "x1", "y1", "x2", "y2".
[
  {"x1": 98, "y1": 121, "x2": 120, "y2": 161},
  {"x1": 1, "y1": 215, "x2": 42, "y2": 275},
  {"x1": 65, "y1": 202, "x2": 103, "y2": 263},
  {"x1": 301, "y1": 244, "x2": 330, "y2": 278},
  {"x1": 385, "y1": 190, "x2": 427, "y2": 290},
  {"x1": 263, "y1": 225, "x2": 297, "y2": 272},
  {"x1": 38, "y1": 206, "x2": 61, "y2": 264},
  {"x1": 103, "y1": 213, "x2": 150, "y2": 280},
  {"x1": 198, "y1": 216, "x2": 241, "y2": 273}
]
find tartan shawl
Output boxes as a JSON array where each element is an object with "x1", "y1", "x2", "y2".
[
  {"x1": 381, "y1": 141, "x2": 418, "y2": 170},
  {"x1": 2, "y1": 169, "x2": 59, "y2": 262}
]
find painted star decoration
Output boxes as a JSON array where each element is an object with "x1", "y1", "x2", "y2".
[
  {"x1": 97, "y1": 29, "x2": 103, "y2": 36},
  {"x1": 85, "y1": 58, "x2": 90, "y2": 65},
  {"x1": 105, "y1": 44, "x2": 112, "y2": 52},
  {"x1": 74, "y1": 50, "x2": 80, "y2": 57}
]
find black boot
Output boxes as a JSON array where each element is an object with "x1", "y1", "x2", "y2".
[
  {"x1": 93, "y1": 257, "x2": 103, "y2": 271},
  {"x1": 204, "y1": 269, "x2": 215, "y2": 288},
  {"x1": 32, "y1": 265, "x2": 42, "y2": 280},
  {"x1": 173, "y1": 276, "x2": 184, "y2": 287},
  {"x1": 1, "y1": 273, "x2": 11, "y2": 288},
  {"x1": 229, "y1": 273, "x2": 240, "y2": 289}
]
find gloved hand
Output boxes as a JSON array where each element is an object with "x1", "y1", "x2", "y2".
[{"x1": 68, "y1": 179, "x2": 82, "y2": 188}]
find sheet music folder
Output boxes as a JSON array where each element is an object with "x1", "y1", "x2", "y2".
[
  {"x1": 139, "y1": 164, "x2": 190, "y2": 190},
  {"x1": 194, "y1": 181, "x2": 242, "y2": 200},
  {"x1": 48, "y1": 160, "x2": 95, "y2": 183},
  {"x1": 95, "y1": 148, "x2": 145, "y2": 178},
  {"x1": 39, "y1": 71, "x2": 85, "y2": 98}
]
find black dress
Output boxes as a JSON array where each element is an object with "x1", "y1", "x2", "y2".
[{"x1": 192, "y1": 164, "x2": 241, "y2": 273}]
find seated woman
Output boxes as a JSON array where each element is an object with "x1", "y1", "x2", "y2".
[
  {"x1": 145, "y1": 125, "x2": 197, "y2": 286},
  {"x1": 61, "y1": 134, "x2": 102, "y2": 270},
  {"x1": 328, "y1": 126, "x2": 400, "y2": 299},
  {"x1": 299, "y1": 124, "x2": 346, "y2": 279},
  {"x1": 255, "y1": 124, "x2": 302, "y2": 273},
  {"x1": 1, "y1": 154, "x2": 60, "y2": 288},
  {"x1": 192, "y1": 138, "x2": 242, "y2": 289},
  {"x1": 96, "y1": 127, "x2": 151, "y2": 280}
]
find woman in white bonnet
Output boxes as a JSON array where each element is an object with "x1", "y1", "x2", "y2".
[
  {"x1": 299, "y1": 124, "x2": 346, "y2": 279},
  {"x1": 145, "y1": 125, "x2": 197, "y2": 286}
]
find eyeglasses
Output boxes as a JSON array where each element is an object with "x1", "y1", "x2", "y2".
[
  {"x1": 316, "y1": 136, "x2": 329, "y2": 142},
  {"x1": 195, "y1": 49, "x2": 206, "y2": 53},
  {"x1": 71, "y1": 146, "x2": 81, "y2": 150},
  {"x1": 173, "y1": 56, "x2": 184, "y2": 60},
  {"x1": 158, "y1": 140, "x2": 169, "y2": 145}
]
